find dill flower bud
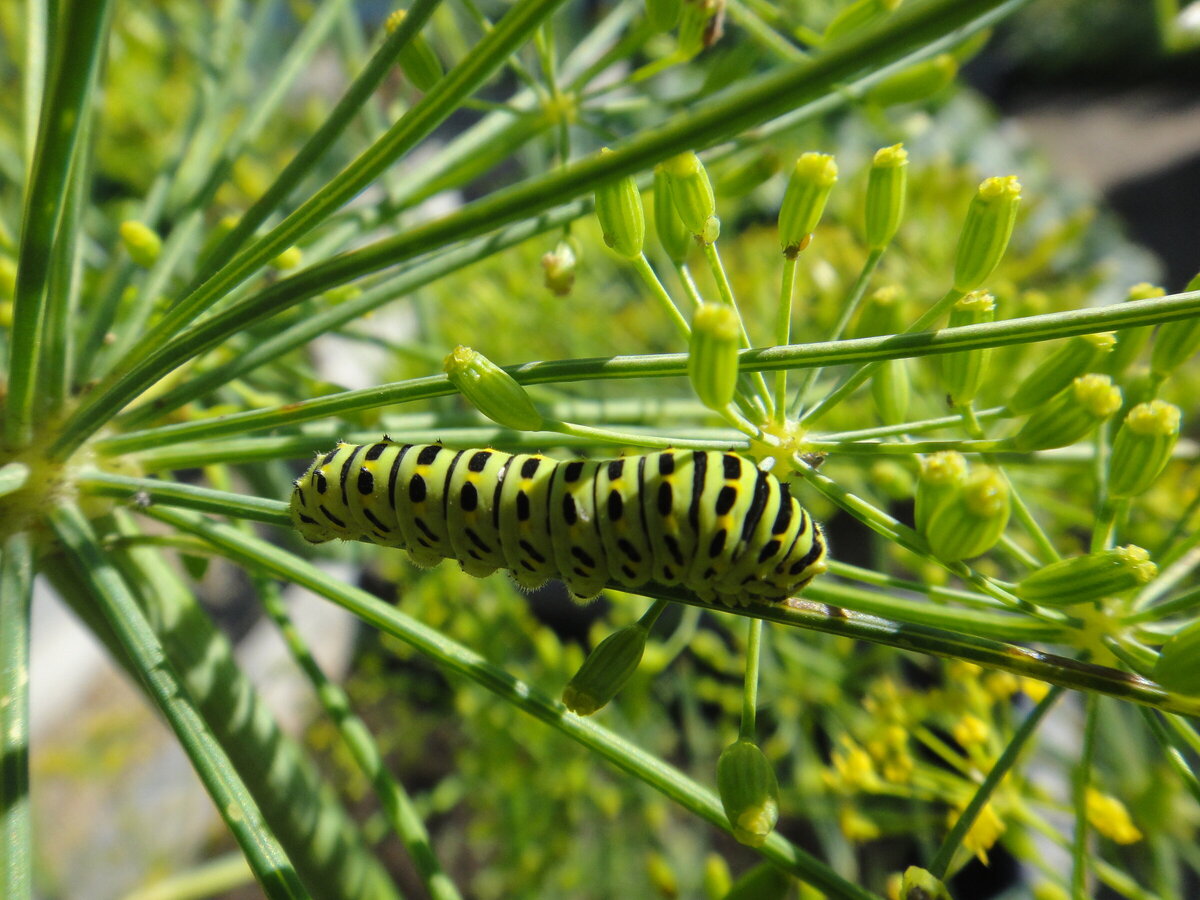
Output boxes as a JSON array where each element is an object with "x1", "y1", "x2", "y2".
[
  {"x1": 653, "y1": 165, "x2": 693, "y2": 263},
  {"x1": 1005, "y1": 332, "x2": 1116, "y2": 416},
  {"x1": 562, "y1": 624, "x2": 648, "y2": 715},
  {"x1": 1153, "y1": 619, "x2": 1200, "y2": 694},
  {"x1": 854, "y1": 285, "x2": 903, "y2": 338},
  {"x1": 663, "y1": 151, "x2": 720, "y2": 244},
  {"x1": 443, "y1": 346, "x2": 544, "y2": 431},
  {"x1": 778, "y1": 152, "x2": 838, "y2": 257},
  {"x1": 1010, "y1": 374, "x2": 1122, "y2": 451},
  {"x1": 1149, "y1": 272, "x2": 1200, "y2": 376},
  {"x1": 541, "y1": 238, "x2": 578, "y2": 296},
  {"x1": 1085, "y1": 789, "x2": 1143, "y2": 845},
  {"x1": 702, "y1": 854, "x2": 733, "y2": 900},
  {"x1": 871, "y1": 359, "x2": 909, "y2": 426},
  {"x1": 866, "y1": 54, "x2": 958, "y2": 107},
  {"x1": 864, "y1": 144, "x2": 908, "y2": 250},
  {"x1": 385, "y1": 9, "x2": 443, "y2": 91},
  {"x1": 1015, "y1": 545, "x2": 1156, "y2": 607},
  {"x1": 689, "y1": 303, "x2": 741, "y2": 410},
  {"x1": 646, "y1": 0, "x2": 683, "y2": 32},
  {"x1": 270, "y1": 245, "x2": 303, "y2": 270},
  {"x1": 1107, "y1": 400, "x2": 1181, "y2": 498},
  {"x1": 119, "y1": 220, "x2": 162, "y2": 268},
  {"x1": 914, "y1": 451, "x2": 967, "y2": 535},
  {"x1": 594, "y1": 149, "x2": 645, "y2": 259},
  {"x1": 1104, "y1": 283, "x2": 1164, "y2": 375},
  {"x1": 677, "y1": 0, "x2": 725, "y2": 57},
  {"x1": 823, "y1": 0, "x2": 902, "y2": 42},
  {"x1": 900, "y1": 867, "x2": 952, "y2": 900},
  {"x1": 940, "y1": 290, "x2": 995, "y2": 406},
  {"x1": 720, "y1": 863, "x2": 790, "y2": 900},
  {"x1": 952, "y1": 176, "x2": 1022, "y2": 293},
  {"x1": 924, "y1": 466, "x2": 1010, "y2": 562},
  {"x1": 716, "y1": 739, "x2": 780, "y2": 847}
]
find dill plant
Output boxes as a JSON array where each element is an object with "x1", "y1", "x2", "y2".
[{"x1": 1, "y1": 1, "x2": 1199, "y2": 898}]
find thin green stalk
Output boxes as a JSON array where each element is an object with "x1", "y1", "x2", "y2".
[
  {"x1": 83, "y1": 290, "x2": 1200, "y2": 456},
  {"x1": 1, "y1": 534, "x2": 34, "y2": 900},
  {"x1": 632, "y1": 254, "x2": 691, "y2": 340},
  {"x1": 77, "y1": 472, "x2": 291, "y2": 527},
  {"x1": 51, "y1": 0, "x2": 1023, "y2": 459},
  {"x1": 800, "y1": 287, "x2": 965, "y2": 425},
  {"x1": 929, "y1": 685, "x2": 1065, "y2": 879},
  {"x1": 774, "y1": 255, "x2": 798, "y2": 427},
  {"x1": 253, "y1": 577, "x2": 463, "y2": 900},
  {"x1": 820, "y1": 407, "x2": 1008, "y2": 441},
  {"x1": 48, "y1": 505, "x2": 309, "y2": 900},
  {"x1": 793, "y1": 247, "x2": 884, "y2": 415},
  {"x1": 741, "y1": 619, "x2": 765, "y2": 739},
  {"x1": 152, "y1": 506, "x2": 880, "y2": 900},
  {"x1": 702, "y1": 240, "x2": 773, "y2": 414},
  {"x1": 123, "y1": 853, "x2": 253, "y2": 900},
  {"x1": 546, "y1": 419, "x2": 757, "y2": 448},
  {"x1": 1072, "y1": 694, "x2": 1101, "y2": 900},
  {"x1": 804, "y1": 438, "x2": 1008, "y2": 454},
  {"x1": 7, "y1": 0, "x2": 114, "y2": 447},
  {"x1": 726, "y1": 0, "x2": 808, "y2": 61},
  {"x1": 21, "y1": 0, "x2": 48, "y2": 171}
]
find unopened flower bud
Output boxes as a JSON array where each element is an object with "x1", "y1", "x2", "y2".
[
  {"x1": 689, "y1": 303, "x2": 741, "y2": 410},
  {"x1": 823, "y1": 0, "x2": 902, "y2": 42},
  {"x1": 914, "y1": 451, "x2": 967, "y2": 535},
  {"x1": 940, "y1": 291, "x2": 995, "y2": 405},
  {"x1": 1010, "y1": 374, "x2": 1122, "y2": 451},
  {"x1": 562, "y1": 624, "x2": 650, "y2": 715},
  {"x1": 864, "y1": 144, "x2": 908, "y2": 250},
  {"x1": 719, "y1": 862, "x2": 791, "y2": 900},
  {"x1": 645, "y1": 852, "x2": 677, "y2": 897},
  {"x1": 386, "y1": 9, "x2": 443, "y2": 91},
  {"x1": 654, "y1": 165, "x2": 693, "y2": 263},
  {"x1": 952, "y1": 176, "x2": 1022, "y2": 293},
  {"x1": 1153, "y1": 619, "x2": 1200, "y2": 695},
  {"x1": 778, "y1": 152, "x2": 838, "y2": 256},
  {"x1": 594, "y1": 149, "x2": 645, "y2": 259},
  {"x1": 270, "y1": 245, "x2": 303, "y2": 270},
  {"x1": 663, "y1": 151, "x2": 719, "y2": 243},
  {"x1": 871, "y1": 358, "x2": 909, "y2": 425},
  {"x1": 900, "y1": 867, "x2": 952, "y2": 900},
  {"x1": 1107, "y1": 400, "x2": 1180, "y2": 498},
  {"x1": 1016, "y1": 545, "x2": 1156, "y2": 607},
  {"x1": 646, "y1": 0, "x2": 683, "y2": 31},
  {"x1": 924, "y1": 466, "x2": 1010, "y2": 562},
  {"x1": 1006, "y1": 332, "x2": 1116, "y2": 415},
  {"x1": 871, "y1": 459, "x2": 914, "y2": 501},
  {"x1": 443, "y1": 346, "x2": 544, "y2": 430},
  {"x1": 541, "y1": 238, "x2": 579, "y2": 296},
  {"x1": 716, "y1": 739, "x2": 779, "y2": 847},
  {"x1": 702, "y1": 854, "x2": 733, "y2": 900},
  {"x1": 678, "y1": 0, "x2": 725, "y2": 56},
  {"x1": 1149, "y1": 272, "x2": 1200, "y2": 377},
  {"x1": 1104, "y1": 283, "x2": 1164, "y2": 375},
  {"x1": 854, "y1": 285, "x2": 904, "y2": 338},
  {"x1": 867, "y1": 54, "x2": 958, "y2": 107},
  {"x1": 119, "y1": 220, "x2": 162, "y2": 268}
]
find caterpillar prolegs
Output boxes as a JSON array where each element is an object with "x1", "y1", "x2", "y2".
[{"x1": 290, "y1": 440, "x2": 827, "y2": 606}]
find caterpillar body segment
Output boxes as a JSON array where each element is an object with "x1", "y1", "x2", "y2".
[{"x1": 290, "y1": 440, "x2": 827, "y2": 605}]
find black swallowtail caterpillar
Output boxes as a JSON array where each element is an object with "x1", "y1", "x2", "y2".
[{"x1": 290, "y1": 440, "x2": 827, "y2": 606}]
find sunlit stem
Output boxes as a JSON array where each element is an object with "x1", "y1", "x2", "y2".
[
  {"x1": 773, "y1": 255, "x2": 797, "y2": 427},
  {"x1": 632, "y1": 254, "x2": 691, "y2": 341},
  {"x1": 702, "y1": 241, "x2": 773, "y2": 417},
  {"x1": 740, "y1": 618, "x2": 764, "y2": 740}
]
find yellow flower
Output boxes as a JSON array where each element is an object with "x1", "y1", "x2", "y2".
[
  {"x1": 839, "y1": 805, "x2": 881, "y2": 842},
  {"x1": 832, "y1": 737, "x2": 881, "y2": 791},
  {"x1": 1086, "y1": 788, "x2": 1143, "y2": 844},
  {"x1": 1020, "y1": 677, "x2": 1050, "y2": 703},
  {"x1": 953, "y1": 714, "x2": 991, "y2": 749},
  {"x1": 953, "y1": 802, "x2": 1005, "y2": 864}
]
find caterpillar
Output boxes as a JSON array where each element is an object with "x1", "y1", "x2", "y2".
[{"x1": 290, "y1": 440, "x2": 827, "y2": 606}]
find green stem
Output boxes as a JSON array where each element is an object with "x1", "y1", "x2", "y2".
[
  {"x1": 774, "y1": 256, "x2": 798, "y2": 427},
  {"x1": 702, "y1": 241, "x2": 773, "y2": 415},
  {"x1": 633, "y1": 254, "x2": 691, "y2": 340},
  {"x1": 929, "y1": 685, "x2": 1065, "y2": 879},
  {"x1": 1072, "y1": 694, "x2": 1101, "y2": 900},
  {"x1": 741, "y1": 619, "x2": 765, "y2": 739},
  {"x1": 1, "y1": 534, "x2": 34, "y2": 900}
]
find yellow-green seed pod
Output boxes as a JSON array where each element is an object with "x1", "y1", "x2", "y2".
[
  {"x1": 1005, "y1": 332, "x2": 1116, "y2": 416},
  {"x1": 716, "y1": 739, "x2": 779, "y2": 847},
  {"x1": 1149, "y1": 272, "x2": 1200, "y2": 376},
  {"x1": 914, "y1": 450, "x2": 967, "y2": 535},
  {"x1": 677, "y1": 0, "x2": 725, "y2": 57},
  {"x1": 386, "y1": 9, "x2": 443, "y2": 91},
  {"x1": 561, "y1": 624, "x2": 648, "y2": 715},
  {"x1": 1153, "y1": 619, "x2": 1200, "y2": 695},
  {"x1": 270, "y1": 245, "x2": 303, "y2": 270},
  {"x1": 1016, "y1": 545, "x2": 1156, "y2": 607},
  {"x1": 778, "y1": 152, "x2": 838, "y2": 256},
  {"x1": 1107, "y1": 400, "x2": 1181, "y2": 498},
  {"x1": 119, "y1": 220, "x2": 162, "y2": 269},
  {"x1": 443, "y1": 345, "x2": 545, "y2": 431},
  {"x1": 594, "y1": 148, "x2": 645, "y2": 259},
  {"x1": 719, "y1": 862, "x2": 791, "y2": 900},
  {"x1": 866, "y1": 54, "x2": 958, "y2": 107},
  {"x1": 654, "y1": 165, "x2": 693, "y2": 263},
  {"x1": 940, "y1": 290, "x2": 995, "y2": 405},
  {"x1": 952, "y1": 175, "x2": 1022, "y2": 293},
  {"x1": 900, "y1": 867, "x2": 952, "y2": 900},
  {"x1": 823, "y1": 0, "x2": 902, "y2": 43},
  {"x1": 924, "y1": 466, "x2": 1010, "y2": 562},
  {"x1": 1104, "y1": 283, "x2": 1164, "y2": 375},
  {"x1": 689, "y1": 303, "x2": 741, "y2": 410},
  {"x1": 646, "y1": 0, "x2": 683, "y2": 32},
  {"x1": 0, "y1": 256, "x2": 17, "y2": 299},
  {"x1": 1010, "y1": 374, "x2": 1122, "y2": 451},
  {"x1": 864, "y1": 144, "x2": 908, "y2": 250},
  {"x1": 541, "y1": 238, "x2": 579, "y2": 296},
  {"x1": 702, "y1": 854, "x2": 733, "y2": 900},
  {"x1": 871, "y1": 358, "x2": 909, "y2": 426},
  {"x1": 663, "y1": 151, "x2": 720, "y2": 243}
]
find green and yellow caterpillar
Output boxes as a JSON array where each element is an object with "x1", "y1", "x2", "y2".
[{"x1": 290, "y1": 440, "x2": 827, "y2": 606}]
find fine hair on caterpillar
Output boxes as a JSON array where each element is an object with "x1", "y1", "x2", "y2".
[{"x1": 290, "y1": 439, "x2": 827, "y2": 606}]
